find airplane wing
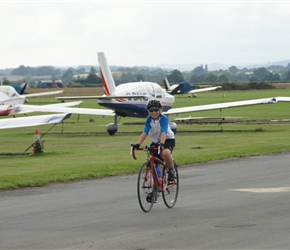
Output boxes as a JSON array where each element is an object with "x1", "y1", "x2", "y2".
[
  {"x1": 12, "y1": 104, "x2": 115, "y2": 116},
  {"x1": 42, "y1": 101, "x2": 83, "y2": 107},
  {"x1": 10, "y1": 101, "x2": 84, "y2": 115},
  {"x1": 174, "y1": 116, "x2": 243, "y2": 121},
  {"x1": 188, "y1": 86, "x2": 222, "y2": 94},
  {"x1": 24, "y1": 90, "x2": 64, "y2": 98},
  {"x1": 0, "y1": 113, "x2": 72, "y2": 130},
  {"x1": 163, "y1": 97, "x2": 290, "y2": 115},
  {"x1": 56, "y1": 94, "x2": 148, "y2": 101}
]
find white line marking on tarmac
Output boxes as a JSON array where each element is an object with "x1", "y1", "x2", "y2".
[{"x1": 229, "y1": 187, "x2": 290, "y2": 193}]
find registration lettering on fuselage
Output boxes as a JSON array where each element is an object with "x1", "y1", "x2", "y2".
[{"x1": 126, "y1": 92, "x2": 148, "y2": 101}]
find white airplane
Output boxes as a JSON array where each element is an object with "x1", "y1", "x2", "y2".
[
  {"x1": 0, "y1": 85, "x2": 64, "y2": 116},
  {"x1": 0, "y1": 85, "x2": 112, "y2": 129},
  {"x1": 0, "y1": 79, "x2": 71, "y2": 130},
  {"x1": 53, "y1": 52, "x2": 175, "y2": 134},
  {"x1": 163, "y1": 78, "x2": 222, "y2": 97},
  {"x1": 14, "y1": 52, "x2": 290, "y2": 135}
]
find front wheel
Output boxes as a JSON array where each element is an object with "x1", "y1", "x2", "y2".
[
  {"x1": 137, "y1": 162, "x2": 155, "y2": 212},
  {"x1": 162, "y1": 161, "x2": 179, "y2": 208}
]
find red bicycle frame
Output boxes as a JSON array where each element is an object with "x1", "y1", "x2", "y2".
[
  {"x1": 131, "y1": 146, "x2": 170, "y2": 192},
  {"x1": 132, "y1": 144, "x2": 179, "y2": 212}
]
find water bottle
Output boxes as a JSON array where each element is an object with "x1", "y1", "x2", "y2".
[{"x1": 155, "y1": 162, "x2": 161, "y2": 178}]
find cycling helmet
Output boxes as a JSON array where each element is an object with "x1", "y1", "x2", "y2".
[{"x1": 147, "y1": 99, "x2": 162, "y2": 109}]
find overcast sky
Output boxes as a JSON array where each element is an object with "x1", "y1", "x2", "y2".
[{"x1": 1, "y1": 1, "x2": 290, "y2": 69}]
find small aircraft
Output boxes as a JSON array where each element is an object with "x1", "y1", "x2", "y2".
[
  {"x1": 0, "y1": 85, "x2": 110, "y2": 129},
  {"x1": 54, "y1": 52, "x2": 175, "y2": 134},
  {"x1": 0, "y1": 85, "x2": 64, "y2": 116},
  {"x1": 163, "y1": 78, "x2": 222, "y2": 97},
  {"x1": 14, "y1": 52, "x2": 290, "y2": 135}
]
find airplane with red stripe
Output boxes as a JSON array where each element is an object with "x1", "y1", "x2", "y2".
[
  {"x1": 55, "y1": 52, "x2": 175, "y2": 134},
  {"x1": 0, "y1": 85, "x2": 64, "y2": 116}
]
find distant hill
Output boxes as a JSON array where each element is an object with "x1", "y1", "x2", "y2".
[
  {"x1": 1, "y1": 59, "x2": 290, "y2": 76},
  {"x1": 246, "y1": 60, "x2": 290, "y2": 69},
  {"x1": 158, "y1": 59, "x2": 290, "y2": 71}
]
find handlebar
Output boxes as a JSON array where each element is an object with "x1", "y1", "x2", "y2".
[
  {"x1": 130, "y1": 144, "x2": 144, "y2": 160},
  {"x1": 130, "y1": 144, "x2": 163, "y2": 160}
]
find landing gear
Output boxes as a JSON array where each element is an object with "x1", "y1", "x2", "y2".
[
  {"x1": 106, "y1": 115, "x2": 118, "y2": 135},
  {"x1": 106, "y1": 123, "x2": 118, "y2": 135}
]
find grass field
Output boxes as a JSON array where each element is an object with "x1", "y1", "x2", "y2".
[{"x1": 1, "y1": 88, "x2": 290, "y2": 190}]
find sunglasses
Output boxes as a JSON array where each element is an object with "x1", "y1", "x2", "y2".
[{"x1": 148, "y1": 108, "x2": 160, "y2": 113}]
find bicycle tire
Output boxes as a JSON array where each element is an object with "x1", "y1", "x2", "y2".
[
  {"x1": 162, "y1": 160, "x2": 179, "y2": 208},
  {"x1": 137, "y1": 162, "x2": 155, "y2": 212}
]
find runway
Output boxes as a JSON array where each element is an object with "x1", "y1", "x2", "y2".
[{"x1": 1, "y1": 152, "x2": 290, "y2": 249}]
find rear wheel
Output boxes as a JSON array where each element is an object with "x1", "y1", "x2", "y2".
[
  {"x1": 162, "y1": 161, "x2": 179, "y2": 208},
  {"x1": 137, "y1": 162, "x2": 155, "y2": 212}
]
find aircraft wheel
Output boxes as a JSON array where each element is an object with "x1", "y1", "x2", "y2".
[{"x1": 106, "y1": 123, "x2": 118, "y2": 135}]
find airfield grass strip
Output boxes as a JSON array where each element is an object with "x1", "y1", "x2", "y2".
[{"x1": 1, "y1": 89, "x2": 290, "y2": 190}]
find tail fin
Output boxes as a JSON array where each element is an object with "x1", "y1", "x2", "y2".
[
  {"x1": 98, "y1": 52, "x2": 116, "y2": 95},
  {"x1": 20, "y1": 82, "x2": 27, "y2": 95},
  {"x1": 163, "y1": 78, "x2": 171, "y2": 92},
  {"x1": 163, "y1": 78, "x2": 183, "y2": 95}
]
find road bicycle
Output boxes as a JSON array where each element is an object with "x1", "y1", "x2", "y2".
[{"x1": 131, "y1": 144, "x2": 179, "y2": 212}]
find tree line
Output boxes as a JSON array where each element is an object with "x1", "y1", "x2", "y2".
[{"x1": 1, "y1": 62, "x2": 290, "y2": 90}]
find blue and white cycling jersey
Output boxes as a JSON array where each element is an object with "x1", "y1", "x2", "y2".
[{"x1": 143, "y1": 114, "x2": 175, "y2": 143}]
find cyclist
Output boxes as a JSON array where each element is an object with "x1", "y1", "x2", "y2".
[{"x1": 132, "y1": 99, "x2": 176, "y2": 182}]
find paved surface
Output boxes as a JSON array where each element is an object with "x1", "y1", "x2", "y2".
[{"x1": 1, "y1": 152, "x2": 290, "y2": 249}]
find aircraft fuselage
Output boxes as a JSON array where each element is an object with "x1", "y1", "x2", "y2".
[{"x1": 98, "y1": 81, "x2": 174, "y2": 117}]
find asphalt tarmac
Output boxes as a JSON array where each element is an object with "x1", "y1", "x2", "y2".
[{"x1": 1, "y1": 152, "x2": 290, "y2": 249}]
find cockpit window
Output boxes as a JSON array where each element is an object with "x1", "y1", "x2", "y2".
[
  {"x1": 146, "y1": 84, "x2": 155, "y2": 97},
  {"x1": 145, "y1": 83, "x2": 164, "y2": 98},
  {"x1": 155, "y1": 86, "x2": 162, "y2": 98},
  {"x1": 2, "y1": 86, "x2": 17, "y2": 97}
]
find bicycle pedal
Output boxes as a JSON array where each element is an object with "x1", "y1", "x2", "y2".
[
  {"x1": 146, "y1": 193, "x2": 157, "y2": 203},
  {"x1": 146, "y1": 197, "x2": 157, "y2": 203}
]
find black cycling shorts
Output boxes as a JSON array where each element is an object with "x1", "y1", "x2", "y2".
[
  {"x1": 163, "y1": 139, "x2": 175, "y2": 152},
  {"x1": 150, "y1": 139, "x2": 175, "y2": 160}
]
